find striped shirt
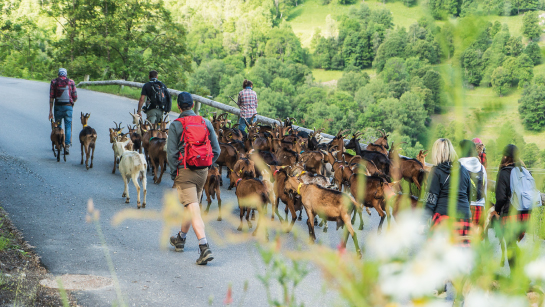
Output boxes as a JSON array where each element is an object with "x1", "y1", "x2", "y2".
[{"x1": 238, "y1": 88, "x2": 258, "y2": 118}]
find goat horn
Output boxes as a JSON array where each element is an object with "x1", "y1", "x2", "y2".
[
  {"x1": 377, "y1": 129, "x2": 385, "y2": 137},
  {"x1": 113, "y1": 121, "x2": 118, "y2": 128},
  {"x1": 340, "y1": 129, "x2": 349, "y2": 137}
]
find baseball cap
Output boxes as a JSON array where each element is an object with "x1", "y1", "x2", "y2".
[{"x1": 177, "y1": 92, "x2": 194, "y2": 108}]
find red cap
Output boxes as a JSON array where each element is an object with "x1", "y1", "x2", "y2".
[{"x1": 472, "y1": 138, "x2": 482, "y2": 144}]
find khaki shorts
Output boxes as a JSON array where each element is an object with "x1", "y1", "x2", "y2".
[{"x1": 174, "y1": 168, "x2": 208, "y2": 206}]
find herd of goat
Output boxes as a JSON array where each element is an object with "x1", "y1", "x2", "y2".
[{"x1": 50, "y1": 111, "x2": 431, "y2": 256}]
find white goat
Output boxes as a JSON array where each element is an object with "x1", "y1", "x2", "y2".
[
  {"x1": 119, "y1": 151, "x2": 148, "y2": 208},
  {"x1": 112, "y1": 137, "x2": 132, "y2": 174}
]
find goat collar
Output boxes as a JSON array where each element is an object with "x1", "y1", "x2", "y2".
[
  {"x1": 273, "y1": 170, "x2": 279, "y2": 176},
  {"x1": 297, "y1": 183, "x2": 304, "y2": 195},
  {"x1": 236, "y1": 178, "x2": 243, "y2": 186}
]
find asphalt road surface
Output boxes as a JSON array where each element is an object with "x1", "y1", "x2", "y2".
[{"x1": 0, "y1": 76, "x2": 393, "y2": 306}]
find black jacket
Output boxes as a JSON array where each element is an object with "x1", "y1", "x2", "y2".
[
  {"x1": 424, "y1": 162, "x2": 471, "y2": 220},
  {"x1": 495, "y1": 164, "x2": 514, "y2": 216}
]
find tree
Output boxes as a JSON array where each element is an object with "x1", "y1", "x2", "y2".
[
  {"x1": 381, "y1": 57, "x2": 408, "y2": 82},
  {"x1": 338, "y1": 71, "x2": 370, "y2": 95},
  {"x1": 505, "y1": 36, "x2": 523, "y2": 57},
  {"x1": 522, "y1": 143, "x2": 540, "y2": 167},
  {"x1": 491, "y1": 66, "x2": 511, "y2": 96},
  {"x1": 264, "y1": 26, "x2": 307, "y2": 64},
  {"x1": 522, "y1": 11, "x2": 541, "y2": 41},
  {"x1": 516, "y1": 54, "x2": 534, "y2": 87},
  {"x1": 524, "y1": 41, "x2": 542, "y2": 65},
  {"x1": 373, "y1": 28, "x2": 408, "y2": 72},
  {"x1": 519, "y1": 84, "x2": 545, "y2": 131},
  {"x1": 379, "y1": 92, "x2": 426, "y2": 140}
]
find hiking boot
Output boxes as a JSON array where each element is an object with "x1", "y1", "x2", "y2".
[
  {"x1": 64, "y1": 145, "x2": 70, "y2": 155},
  {"x1": 169, "y1": 233, "x2": 186, "y2": 252},
  {"x1": 196, "y1": 244, "x2": 214, "y2": 265}
]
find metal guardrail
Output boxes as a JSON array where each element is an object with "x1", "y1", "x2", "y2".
[{"x1": 77, "y1": 80, "x2": 347, "y2": 142}]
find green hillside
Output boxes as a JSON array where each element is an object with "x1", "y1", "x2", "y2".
[{"x1": 288, "y1": 0, "x2": 545, "y2": 150}]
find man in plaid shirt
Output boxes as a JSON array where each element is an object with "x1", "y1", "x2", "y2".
[
  {"x1": 237, "y1": 79, "x2": 258, "y2": 136},
  {"x1": 49, "y1": 68, "x2": 78, "y2": 154}
]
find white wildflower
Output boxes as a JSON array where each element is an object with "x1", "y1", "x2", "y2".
[
  {"x1": 367, "y1": 210, "x2": 426, "y2": 260},
  {"x1": 525, "y1": 257, "x2": 545, "y2": 280},
  {"x1": 465, "y1": 290, "x2": 528, "y2": 307},
  {"x1": 379, "y1": 230, "x2": 474, "y2": 300}
]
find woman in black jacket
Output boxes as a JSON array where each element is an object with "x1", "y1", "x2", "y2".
[
  {"x1": 424, "y1": 138, "x2": 472, "y2": 245},
  {"x1": 495, "y1": 144, "x2": 531, "y2": 268}
]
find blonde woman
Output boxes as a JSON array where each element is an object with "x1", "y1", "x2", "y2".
[{"x1": 424, "y1": 138, "x2": 472, "y2": 245}]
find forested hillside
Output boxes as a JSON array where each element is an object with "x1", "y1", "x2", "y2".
[{"x1": 2, "y1": 0, "x2": 545, "y2": 166}]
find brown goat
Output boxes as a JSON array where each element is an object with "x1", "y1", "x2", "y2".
[
  {"x1": 50, "y1": 119, "x2": 66, "y2": 162},
  {"x1": 272, "y1": 138, "x2": 299, "y2": 166},
  {"x1": 229, "y1": 157, "x2": 257, "y2": 189},
  {"x1": 417, "y1": 150, "x2": 432, "y2": 172},
  {"x1": 79, "y1": 113, "x2": 97, "y2": 170},
  {"x1": 300, "y1": 151, "x2": 324, "y2": 175},
  {"x1": 202, "y1": 166, "x2": 222, "y2": 221},
  {"x1": 272, "y1": 168, "x2": 300, "y2": 231},
  {"x1": 141, "y1": 122, "x2": 159, "y2": 171},
  {"x1": 235, "y1": 177, "x2": 270, "y2": 239},
  {"x1": 127, "y1": 125, "x2": 142, "y2": 153},
  {"x1": 216, "y1": 143, "x2": 239, "y2": 187},
  {"x1": 284, "y1": 176, "x2": 362, "y2": 257},
  {"x1": 348, "y1": 174, "x2": 390, "y2": 233},
  {"x1": 148, "y1": 137, "x2": 167, "y2": 184},
  {"x1": 389, "y1": 143, "x2": 426, "y2": 190}
]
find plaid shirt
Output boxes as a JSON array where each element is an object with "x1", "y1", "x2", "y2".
[
  {"x1": 50, "y1": 76, "x2": 77, "y2": 104},
  {"x1": 238, "y1": 88, "x2": 258, "y2": 118}
]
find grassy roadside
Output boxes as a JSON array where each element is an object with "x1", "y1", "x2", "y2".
[{"x1": 0, "y1": 207, "x2": 75, "y2": 306}]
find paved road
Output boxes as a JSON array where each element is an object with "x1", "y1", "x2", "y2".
[{"x1": 0, "y1": 76, "x2": 388, "y2": 306}]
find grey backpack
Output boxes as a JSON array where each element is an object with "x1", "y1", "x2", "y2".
[{"x1": 510, "y1": 166, "x2": 542, "y2": 211}]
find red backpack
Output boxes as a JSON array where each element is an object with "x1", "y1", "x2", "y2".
[{"x1": 175, "y1": 116, "x2": 213, "y2": 170}]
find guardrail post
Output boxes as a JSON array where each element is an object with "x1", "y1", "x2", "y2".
[
  {"x1": 120, "y1": 79, "x2": 125, "y2": 92},
  {"x1": 194, "y1": 101, "x2": 201, "y2": 115},
  {"x1": 84, "y1": 75, "x2": 90, "y2": 82}
]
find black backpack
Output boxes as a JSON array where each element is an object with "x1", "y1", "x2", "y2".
[
  {"x1": 469, "y1": 166, "x2": 485, "y2": 202},
  {"x1": 148, "y1": 80, "x2": 171, "y2": 112}
]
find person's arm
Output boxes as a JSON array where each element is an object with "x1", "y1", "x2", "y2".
[
  {"x1": 138, "y1": 85, "x2": 147, "y2": 116},
  {"x1": 137, "y1": 95, "x2": 146, "y2": 116},
  {"x1": 495, "y1": 169, "x2": 509, "y2": 214},
  {"x1": 49, "y1": 80, "x2": 55, "y2": 120},
  {"x1": 71, "y1": 80, "x2": 78, "y2": 103},
  {"x1": 423, "y1": 169, "x2": 441, "y2": 221},
  {"x1": 207, "y1": 121, "x2": 221, "y2": 164},
  {"x1": 167, "y1": 123, "x2": 180, "y2": 180},
  {"x1": 164, "y1": 87, "x2": 172, "y2": 114}
]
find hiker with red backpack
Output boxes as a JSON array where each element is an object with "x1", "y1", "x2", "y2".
[
  {"x1": 137, "y1": 70, "x2": 171, "y2": 124},
  {"x1": 49, "y1": 68, "x2": 77, "y2": 155},
  {"x1": 495, "y1": 144, "x2": 542, "y2": 269},
  {"x1": 167, "y1": 92, "x2": 220, "y2": 265}
]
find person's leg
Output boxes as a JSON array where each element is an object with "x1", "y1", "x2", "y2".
[
  {"x1": 64, "y1": 106, "x2": 73, "y2": 147},
  {"x1": 238, "y1": 117, "x2": 246, "y2": 133},
  {"x1": 187, "y1": 202, "x2": 206, "y2": 239},
  {"x1": 146, "y1": 109, "x2": 161, "y2": 125}
]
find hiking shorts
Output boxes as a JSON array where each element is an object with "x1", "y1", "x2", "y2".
[
  {"x1": 146, "y1": 108, "x2": 163, "y2": 124},
  {"x1": 174, "y1": 168, "x2": 208, "y2": 206}
]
